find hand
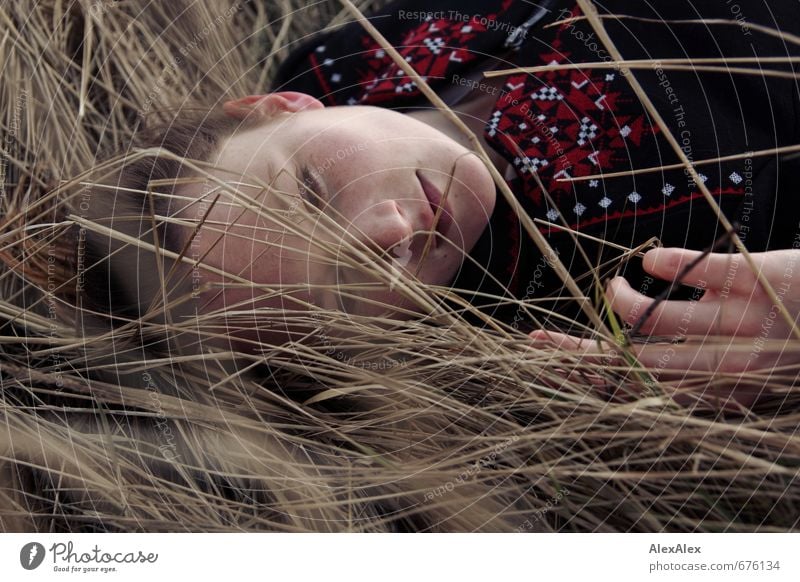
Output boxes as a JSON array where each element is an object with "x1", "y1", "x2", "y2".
[{"x1": 530, "y1": 247, "x2": 800, "y2": 410}]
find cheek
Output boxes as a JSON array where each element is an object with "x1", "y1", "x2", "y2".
[
  {"x1": 438, "y1": 155, "x2": 495, "y2": 254},
  {"x1": 190, "y1": 235, "x2": 318, "y2": 350},
  {"x1": 191, "y1": 209, "x2": 319, "y2": 305},
  {"x1": 459, "y1": 154, "x2": 496, "y2": 217},
  {"x1": 314, "y1": 147, "x2": 387, "y2": 201},
  {"x1": 241, "y1": 232, "x2": 320, "y2": 291}
]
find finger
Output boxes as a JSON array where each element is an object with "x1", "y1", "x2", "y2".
[
  {"x1": 532, "y1": 330, "x2": 789, "y2": 378},
  {"x1": 528, "y1": 331, "x2": 701, "y2": 403},
  {"x1": 607, "y1": 276, "x2": 731, "y2": 336},
  {"x1": 643, "y1": 247, "x2": 798, "y2": 293},
  {"x1": 630, "y1": 340, "x2": 780, "y2": 408},
  {"x1": 528, "y1": 331, "x2": 623, "y2": 396},
  {"x1": 529, "y1": 330, "x2": 636, "y2": 372},
  {"x1": 528, "y1": 330, "x2": 626, "y2": 359},
  {"x1": 633, "y1": 340, "x2": 750, "y2": 375},
  {"x1": 529, "y1": 331, "x2": 774, "y2": 409},
  {"x1": 528, "y1": 330, "x2": 586, "y2": 351},
  {"x1": 643, "y1": 248, "x2": 735, "y2": 290}
]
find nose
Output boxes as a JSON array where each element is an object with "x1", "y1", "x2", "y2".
[{"x1": 348, "y1": 200, "x2": 414, "y2": 254}]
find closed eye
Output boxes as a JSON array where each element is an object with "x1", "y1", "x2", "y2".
[{"x1": 299, "y1": 165, "x2": 325, "y2": 210}]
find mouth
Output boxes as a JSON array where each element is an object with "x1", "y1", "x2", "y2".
[{"x1": 416, "y1": 170, "x2": 453, "y2": 243}]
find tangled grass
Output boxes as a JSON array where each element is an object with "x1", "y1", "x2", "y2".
[{"x1": 0, "y1": 0, "x2": 798, "y2": 532}]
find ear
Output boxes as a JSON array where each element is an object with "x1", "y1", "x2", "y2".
[{"x1": 222, "y1": 92, "x2": 324, "y2": 120}]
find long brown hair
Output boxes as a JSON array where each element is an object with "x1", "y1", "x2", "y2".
[{"x1": 76, "y1": 107, "x2": 247, "y2": 323}]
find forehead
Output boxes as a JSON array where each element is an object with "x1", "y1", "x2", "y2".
[{"x1": 215, "y1": 105, "x2": 419, "y2": 160}]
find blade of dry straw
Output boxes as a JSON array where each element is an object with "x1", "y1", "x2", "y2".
[
  {"x1": 548, "y1": 13, "x2": 800, "y2": 47},
  {"x1": 556, "y1": 144, "x2": 800, "y2": 183},
  {"x1": 485, "y1": 57, "x2": 800, "y2": 81}
]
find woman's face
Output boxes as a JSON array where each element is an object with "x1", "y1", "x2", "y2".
[{"x1": 181, "y1": 93, "x2": 496, "y2": 346}]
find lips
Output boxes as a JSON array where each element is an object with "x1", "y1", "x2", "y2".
[{"x1": 416, "y1": 170, "x2": 453, "y2": 241}]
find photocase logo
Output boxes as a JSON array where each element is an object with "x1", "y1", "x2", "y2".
[{"x1": 20, "y1": 542, "x2": 46, "y2": 570}]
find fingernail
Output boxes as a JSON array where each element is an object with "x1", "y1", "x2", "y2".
[{"x1": 528, "y1": 330, "x2": 551, "y2": 345}]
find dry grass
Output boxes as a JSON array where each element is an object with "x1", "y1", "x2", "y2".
[{"x1": 0, "y1": 0, "x2": 798, "y2": 532}]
